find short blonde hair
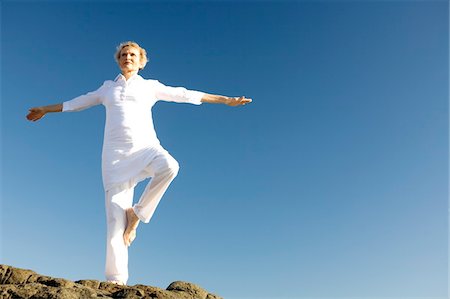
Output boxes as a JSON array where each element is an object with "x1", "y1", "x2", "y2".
[{"x1": 114, "y1": 41, "x2": 148, "y2": 70}]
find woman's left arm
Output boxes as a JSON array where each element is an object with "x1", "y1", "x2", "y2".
[
  {"x1": 201, "y1": 93, "x2": 252, "y2": 106},
  {"x1": 153, "y1": 80, "x2": 252, "y2": 107}
]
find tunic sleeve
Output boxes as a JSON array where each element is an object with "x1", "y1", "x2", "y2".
[
  {"x1": 62, "y1": 82, "x2": 105, "y2": 112},
  {"x1": 153, "y1": 80, "x2": 204, "y2": 105}
]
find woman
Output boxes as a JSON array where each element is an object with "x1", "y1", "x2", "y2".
[{"x1": 26, "y1": 41, "x2": 251, "y2": 285}]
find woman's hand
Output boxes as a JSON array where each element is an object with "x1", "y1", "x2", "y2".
[
  {"x1": 26, "y1": 107, "x2": 47, "y2": 122},
  {"x1": 226, "y1": 96, "x2": 252, "y2": 107},
  {"x1": 201, "y1": 93, "x2": 252, "y2": 106},
  {"x1": 26, "y1": 104, "x2": 62, "y2": 121}
]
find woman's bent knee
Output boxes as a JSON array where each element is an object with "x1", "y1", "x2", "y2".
[
  {"x1": 152, "y1": 150, "x2": 180, "y2": 178},
  {"x1": 167, "y1": 159, "x2": 179, "y2": 177}
]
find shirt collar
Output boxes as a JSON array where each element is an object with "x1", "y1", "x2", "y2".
[{"x1": 114, "y1": 73, "x2": 143, "y2": 83}]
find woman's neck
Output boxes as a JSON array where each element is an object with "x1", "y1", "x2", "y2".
[{"x1": 122, "y1": 70, "x2": 139, "y2": 81}]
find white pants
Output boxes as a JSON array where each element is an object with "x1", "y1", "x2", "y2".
[{"x1": 104, "y1": 148, "x2": 179, "y2": 284}]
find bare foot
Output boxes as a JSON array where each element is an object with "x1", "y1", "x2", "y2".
[{"x1": 123, "y1": 208, "x2": 139, "y2": 247}]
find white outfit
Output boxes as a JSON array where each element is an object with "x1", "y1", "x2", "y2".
[{"x1": 62, "y1": 74, "x2": 204, "y2": 284}]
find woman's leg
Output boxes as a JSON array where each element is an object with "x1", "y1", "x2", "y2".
[
  {"x1": 123, "y1": 148, "x2": 179, "y2": 246},
  {"x1": 105, "y1": 182, "x2": 135, "y2": 284},
  {"x1": 133, "y1": 149, "x2": 180, "y2": 223}
]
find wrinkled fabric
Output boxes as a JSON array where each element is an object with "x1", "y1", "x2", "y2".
[
  {"x1": 62, "y1": 74, "x2": 204, "y2": 191},
  {"x1": 104, "y1": 148, "x2": 179, "y2": 284}
]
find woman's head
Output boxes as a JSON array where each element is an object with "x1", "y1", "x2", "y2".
[{"x1": 115, "y1": 41, "x2": 148, "y2": 72}]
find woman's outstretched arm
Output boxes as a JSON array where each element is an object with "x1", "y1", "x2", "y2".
[
  {"x1": 27, "y1": 82, "x2": 106, "y2": 122},
  {"x1": 201, "y1": 93, "x2": 252, "y2": 106},
  {"x1": 26, "y1": 104, "x2": 63, "y2": 122}
]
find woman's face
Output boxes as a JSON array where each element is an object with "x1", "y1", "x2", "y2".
[{"x1": 119, "y1": 46, "x2": 142, "y2": 73}]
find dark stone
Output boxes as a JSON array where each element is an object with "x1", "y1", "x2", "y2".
[
  {"x1": 75, "y1": 279, "x2": 101, "y2": 289},
  {"x1": 0, "y1": 264, "x2": 223, "y2": 299},
  {"x1": 166, "y1": 281, "x2": 208, "y2": 299}
]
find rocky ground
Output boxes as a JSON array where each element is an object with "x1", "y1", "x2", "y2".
[{"x1": 0, "y1": 264, "x2": 222, "y2": 299}]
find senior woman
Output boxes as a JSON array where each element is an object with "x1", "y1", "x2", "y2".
[{"x1": 26, "y1": 41, "x2": 252, "y2": 285}]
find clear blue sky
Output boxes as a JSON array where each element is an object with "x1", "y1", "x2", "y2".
[{"x1": 1, "y1": 1, "x2": 448, "y2": 298}]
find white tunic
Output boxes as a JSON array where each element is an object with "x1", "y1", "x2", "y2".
[{"x1": 62, "y1": 74, "x2": 204, "y2": 191}]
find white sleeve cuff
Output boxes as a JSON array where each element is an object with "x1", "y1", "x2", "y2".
[
  {"x1": 188, "y1": 91, "x2": 205, "y2": 105},
  {"x1": 62, "y1": 101, "x2": 72, "y2": 112}
]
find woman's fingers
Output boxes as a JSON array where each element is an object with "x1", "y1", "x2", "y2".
[
  {"x1": 239, "y1": 96, "x2": 252, "y2": 106},
  {"x1": 26, "y1": 109, "x2": 44, "y2": 121},
  {"x1": 227, "y1": 96, "x2": 252, "y2": 106}
]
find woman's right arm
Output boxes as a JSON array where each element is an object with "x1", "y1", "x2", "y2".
[
  {"x1": 26, "y1": 82, "x2": 106, "y2": 122},
  {"x1": 26, "y1": 103, "x2": 63, "y2": 122}
]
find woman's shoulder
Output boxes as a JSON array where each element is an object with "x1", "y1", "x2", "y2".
[
  {"x1": 142, "y1": 77, "x2": 160, "y2": 84},
  {"x1": 97, "y1": 80, "x2": 114, "y2": 89}
]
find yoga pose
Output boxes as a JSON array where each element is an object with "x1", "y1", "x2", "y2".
[{"x1": 26, "y1": 41, "x2": 252, "y2": 285}]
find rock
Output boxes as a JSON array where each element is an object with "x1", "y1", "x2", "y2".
[
  {"x1": 0, "y1": 264, "x2": 222, "y2": 299},
  {"x1": 167, "y1": 281, "x2": 208, "y2": 299},
  {"x1": 0, "y1": 264, "x2": 35, "y2": 285},
  {"x1": 75, "y1": 279, "x2": 100, "y2": 289}
]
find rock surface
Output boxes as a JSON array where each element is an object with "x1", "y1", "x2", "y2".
[{"x1": 0, "y1": 265, "x2": 222, "y2": 299}]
